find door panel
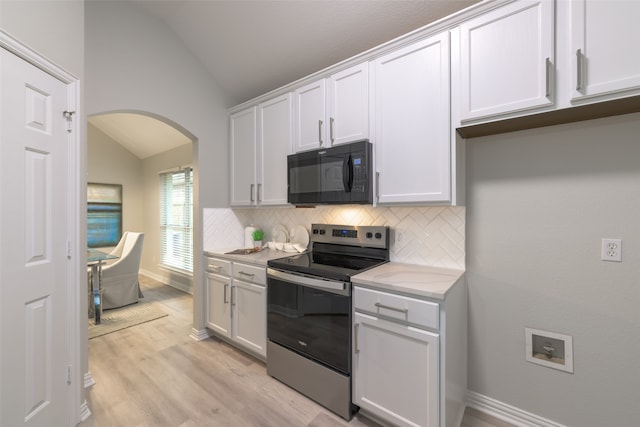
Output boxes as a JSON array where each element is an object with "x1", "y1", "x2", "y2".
[{"x1": 1, "y1": 48, "x2": 69, "y2": 426}]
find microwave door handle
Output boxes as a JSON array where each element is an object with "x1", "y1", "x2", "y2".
[{"x1": 342, "y1": 155, "x2": 353, "y2": 192}]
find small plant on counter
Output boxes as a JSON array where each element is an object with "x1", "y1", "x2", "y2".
[{"x1": 251, "y1": 229, "x2": 264, "y2": 244}]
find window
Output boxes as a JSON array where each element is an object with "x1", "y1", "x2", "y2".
[
  {"x1": 87, "y1": 183, "x2": 122, "y2": 248},
  {"x1": 159, "y1": 167, "x2": 193, "y2": 273}
]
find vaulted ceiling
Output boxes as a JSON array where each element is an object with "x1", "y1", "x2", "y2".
[{"x1": 90, "y1": 0, "x2": 480, "y2": 158}]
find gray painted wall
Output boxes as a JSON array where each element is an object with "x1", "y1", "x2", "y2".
[
  {"x1": 85, "y1": 0, "x2": 231, "y2": 332},
  {"x1": 466, "y1": 112, "x2": 640, "y2": 426},
  {"x1": 88, "y1": 124, "x2": 145, "y2": 235},
  {"x1": 0, "y1": 0, "x2": 84, "y2": 79}
]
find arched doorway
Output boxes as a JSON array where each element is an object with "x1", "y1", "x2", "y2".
[
  {"x1": 84, "y1": 110, "x2": 199, "y2": 379},
  {"x1": 88, "y1": 111, "x2": 196, "y2": 286}
]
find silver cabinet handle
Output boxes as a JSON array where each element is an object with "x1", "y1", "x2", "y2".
[
  {"x1": 375, "y1": 302, "x2": 408, "y2": 314},
  {"x1": 576, "y1": 49, "x2": 584, "y2": 91},
  {"x1": 257, "y1": 183, "x2": 261, "y2": 204},
  {"x1": 318, "y1": 119, "x2": 323, "y2": 146},
  {"x1": 375, "y1": 172, "x2": 380, "y2": 201},
  {"x1": 223, "y1": 284, "x2": 229, "y2": 304},
  {"x1": 238, "y1": 271, "x2": 255, "y2": 278},
  {"x1": 545, "y1": 57, "x2": 552, "y2": 98},
  {"x1": 250, "y1": 184, "x2": 255, "y2": 203},
  {"x1": 354, "y1": 323, "x2": 360, "y2": 354},
  {"x1": 330, "y1": 117, "x2": 335, "y2": 145}
]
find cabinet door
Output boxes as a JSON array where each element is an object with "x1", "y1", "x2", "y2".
[
  {"x1": 353, "y1": 312, "x2": 439, "y2": 427},
  {"x1": 327, "y1": 63, "x2": 369, "y2": 146},
  {"x1": 374, "y1": 33, "x2": 451, "y2": 204},
  {"x1": 230, "y1": 107, "x2": 257, "y2": 206},
  {"x1": 570, "y1": 0, "x2": 640, "y2": 101},
  {"x1": 257, "y1": 93, "x2": 292, "y2": 206},
  {"x1": 232, "y1": 280, "x2": 267, "y2": 358},
  {"x1": 293, "y1": 79, "x2": 327, "y2": 152},
  {"x1": 206, "y1": 273, "x2": 231, "y2": 337},
  {"x1": 459, "y1": 0, "x2": 554, "y2": 121}
]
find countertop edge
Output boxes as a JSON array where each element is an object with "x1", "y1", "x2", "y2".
[{"x1": 352, "y1": 262, "x2": 465, "y2": 301}]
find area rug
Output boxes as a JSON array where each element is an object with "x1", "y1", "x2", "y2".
[{"x1": 88, "y1": 302, "x2": 167, "y2": 339}]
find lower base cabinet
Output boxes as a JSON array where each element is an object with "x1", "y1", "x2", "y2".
[
  {"x1": 205, "y1": 257, "x2": 267, "y2": 359},
  {"x1": 353, "y1": 282, "x2": 466, "y2": 427},
  {"x1": 353, "y1": 311, "x2": 439, "y2": 427},
  {"x1": 232, "y1": 279, "x2": 267, "y2": 356}
]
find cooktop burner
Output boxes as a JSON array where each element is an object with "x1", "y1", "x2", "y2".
[{"x1": 268, "y1": 224, "x2": 389, "y2": 282}]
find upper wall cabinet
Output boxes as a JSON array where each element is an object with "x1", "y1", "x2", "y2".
[
  {"x1": 459, "y1": 0, "x2": 555, "y2": 123},
  {"x1": 293, "y1": 63, "x2": 369, "y2": 152},
  {"x1": 230, "y1": 93, "x2": 291, "y2": 207},
  {"x1": 257, "y1": 93, "x2": 292, "y2": 206},
  {"x1": 373, "y1": 33, "x2": 452, "y2": 205},
  {"x1": 230, "y1": 107, "x2": 256, "y2": 206},
  {"x1": 570, "y1": 0, "x2": 640, "y2": 103}
]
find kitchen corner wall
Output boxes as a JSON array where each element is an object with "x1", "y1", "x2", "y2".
[{"x1": 204, "y1": 205, "x2": 465, "y2": 270}]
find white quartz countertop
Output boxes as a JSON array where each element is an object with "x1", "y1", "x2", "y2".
[
  {"x1": 204, "y1": 248, "x2": 298, "y2": 266},
  {"x1": 352, "y1": 262, "x2": 465, "y2": 300}
]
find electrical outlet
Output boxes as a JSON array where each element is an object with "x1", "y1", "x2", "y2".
[{"x1": 601, "y1": 238, "x2": 622, "y2": 262}]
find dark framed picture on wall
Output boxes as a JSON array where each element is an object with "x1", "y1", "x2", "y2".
[{"x1": 87, "y1": 183, "x2": 123, "y2": 248}]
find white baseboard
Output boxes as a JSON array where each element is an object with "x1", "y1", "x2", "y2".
[
  {"x1": 80, "y1": 399, "x2": 92, "y2": 422},
  {"x1": 84, "y1": 371, "x2": 95, "y2": 389},
  {"x1": 465, "y1": 390, "x2": 566, "y2": 427},
  {"x1": 140, "y1": 269, "x2": 192, "y2": 294},
  {"x1": 190, "y1": 327, "x2": 210, "y2": 341}
]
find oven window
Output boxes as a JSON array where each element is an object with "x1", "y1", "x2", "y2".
[{"x1": 267, "y1": 277, "x2": 351, "y2": 374}]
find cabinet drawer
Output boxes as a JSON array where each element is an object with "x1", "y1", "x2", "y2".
[
  {"x1": 354, "y1": 286, "x2": 439, "y2": 330},
  {"x1": 233, "y1": 262, "x2": 266, "y2": 285},
  {"x1": 204, "y1": 257, "x2": 231, "y2": 276}
]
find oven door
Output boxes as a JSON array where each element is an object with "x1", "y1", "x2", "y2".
[{"x1": 267, "y1": 267, "x2": 351, "y2": 375}]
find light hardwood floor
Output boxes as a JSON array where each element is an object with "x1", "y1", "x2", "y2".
[{"x1": 80, "y1": 276, "x2": 514, "y2": 427}]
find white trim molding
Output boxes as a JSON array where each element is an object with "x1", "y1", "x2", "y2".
[
  {"x1": 465, "y1": 390, "x2": 567, "y2": 427},
  {"x1": 190, "y1": 327, "x2": 211, "y2": 342}
]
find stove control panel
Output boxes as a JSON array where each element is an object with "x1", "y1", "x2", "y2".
[{"x1": 311, "y1": 224, "x2": 389, "y2": 249}]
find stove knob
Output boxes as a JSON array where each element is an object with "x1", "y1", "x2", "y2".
[
  {"x1": 312, "y1": 229, "x2": 319, "y2": 234},
  {"x1": 375, "y1": 232, "x2": 382, "y2": 239},
  {"x1": 366, "y1": 232, "x2": 373, "y2": 239},
  {"x1": 319, "y1": 229, "x2": 326, "y2": 235}
]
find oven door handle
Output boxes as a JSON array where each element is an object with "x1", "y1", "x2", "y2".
[{"x1": 267, "y1": 267, "x2": 350, "y2": 296}]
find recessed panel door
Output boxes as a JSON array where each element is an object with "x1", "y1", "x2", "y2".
[{"x1": 1, "y1": 48, "x2": 70, "y2": 427}]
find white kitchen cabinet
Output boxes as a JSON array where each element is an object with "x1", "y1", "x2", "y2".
[
  {"x1": 257, "y1": 93, "x2": 292, "y2": 205},
  {"x1": 569, "y1": 0, "x2": 640, "y2": 103},
  {"x1": 232, "y1": 279, "x2": 267, "y2": 357},
  {"x1": 373, "y1": 33, "x2": 452, "y2": 204},
  {"x1": 459, "y1": 0, "x2": 555, "y2": 122},
  {"x1": 327, "y1": 63, "x2": 369, "y2": 146},
  {"x1": 352, "y1": 268, "x2": 466, "y2": 427},
  {"x1": 205, "y1": 272, "x2": 231, "y2": 337},
  {"x1": 353, "y1": 311, "x2": 439, "y2": 427},
  {"x1": 204, "y1": 257, "x2": 267, "y2": 359},
  {"x1": 230, "y1": 107, "x2": 257, "y2": 206},
  {"x1": 293, "y1": 62, "x2": 369, "y2": 152},
  {"x1": 230, "y1": 94, "x2": 292, "y2": 207}
]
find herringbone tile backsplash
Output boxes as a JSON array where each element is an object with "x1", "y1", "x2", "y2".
[{"x1": 203, "y1": 205, "x2": 465, "y2": 270}]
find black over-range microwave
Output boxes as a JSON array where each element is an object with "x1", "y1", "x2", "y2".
[{"x1": 287, "y1": 140, "x2": 373, "y2": 205}]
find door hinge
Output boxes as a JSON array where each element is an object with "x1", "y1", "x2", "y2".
[
  {"x1": 63, "y1": 110, "x2": 75, "y2": 133},
  {"x1": 67, "y1": 365, "x2": 72, "y2": 385}
]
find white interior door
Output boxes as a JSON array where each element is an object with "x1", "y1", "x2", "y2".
[{"x1": 1, "y1": 48, "x2": 70, "y2": 426}]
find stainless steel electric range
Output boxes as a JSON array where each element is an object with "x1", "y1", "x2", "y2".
[{"x1": 266, "y1": 223, "x2": 389, "y2": 420}]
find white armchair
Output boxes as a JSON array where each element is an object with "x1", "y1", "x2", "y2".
[{"x1": 100, "y1": 231, "x2": 145, "y2": 310}]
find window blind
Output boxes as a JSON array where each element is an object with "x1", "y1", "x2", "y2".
[{"x1": 159, "y1": 167, "x2": 193, "y2": 273}]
